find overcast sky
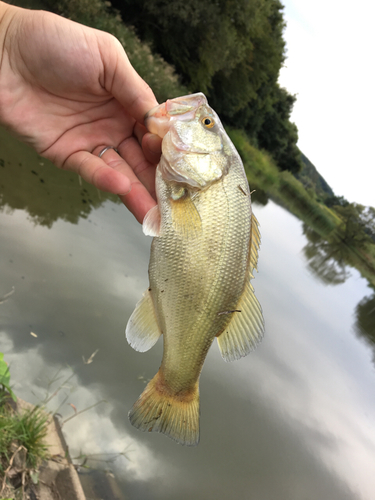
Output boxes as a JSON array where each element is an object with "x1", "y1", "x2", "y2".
[{"x1": 278, "y1": 0, "x2": 375, "y2": 207}]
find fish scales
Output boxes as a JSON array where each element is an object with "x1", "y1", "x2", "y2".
[
  {"x1": 126, "y1": 93, "x2": 264, "y2": 445},
  {"x1": 150, "y1": 168, "x2": 251, "y2": 387}
]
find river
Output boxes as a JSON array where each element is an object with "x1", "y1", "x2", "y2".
[{"x1": 1, "y1": 126, "x2": 375, "y2": 500}]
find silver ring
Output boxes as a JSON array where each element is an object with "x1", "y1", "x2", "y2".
[{"x1": 98, "y1": 146, "x2": 119, "y2": 158}]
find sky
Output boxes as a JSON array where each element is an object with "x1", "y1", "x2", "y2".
[{"x1": 278, "y1": 0, "x2": 375, "y2": 207}]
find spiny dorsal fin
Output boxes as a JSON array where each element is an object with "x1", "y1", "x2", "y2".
[
  {"x1": 250, "y1": 213, "x2": 261, "y2": 275},
  {"x1": 126, "y1": 289, "x2": 162, "y2": 352},
  {"x1": 217, "y1": 213, "x2": 264, "y2": 362}
]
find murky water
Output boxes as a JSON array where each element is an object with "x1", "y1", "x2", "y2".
[{"x1": 1, "y1": 126, "x2": 375, "y2": 500}]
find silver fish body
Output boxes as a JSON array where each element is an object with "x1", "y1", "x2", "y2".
[{"x1": 126, "y1": 93, "x2": 264, "y2": 445}]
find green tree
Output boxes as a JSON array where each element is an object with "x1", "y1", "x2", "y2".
[
  {"x1": 254, "y1": 85, "x2": 301, "y2": 173},
  {"x1": 334, "y1": 203, "x2": 374, "y2": 246},
  {"x1": 359, "y1": 206, "x2": 375, "y2": 242},
  {"x1": 112, "y1": 0, "x2": 286, "y2": 114},
  {"x1": 325, "y1": 194, "x2": 349, "y2": 208},
  {"x1": 111, "y1": 0, "x2": 301, "y2": 173}
]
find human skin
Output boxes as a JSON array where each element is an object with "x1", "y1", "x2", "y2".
[{"x1": 0, "y1": 1, "x2": 161, "y2": 223}]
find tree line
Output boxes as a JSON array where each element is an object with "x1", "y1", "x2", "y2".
[{"x1": 110, "y1": 0, "x2": 302, "y2": 173}]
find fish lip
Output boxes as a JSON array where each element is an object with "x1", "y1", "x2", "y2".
[
  {"x1": 144, "y1": 93, "x2": 207, "y2": 122},
  {"x1": 144, "y1": 102, "x2": 167, "y2": 121}
]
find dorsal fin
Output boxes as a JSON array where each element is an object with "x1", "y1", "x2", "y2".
[
  {"x1": 126, "y1": 289, "x2": 162, "y2": 352},
  {"x1": 250, "y1": 213, "x2": 261, "y2": 275},
  {"x1": 217, "y1": 213, "x2": 264, "y2": 362}
]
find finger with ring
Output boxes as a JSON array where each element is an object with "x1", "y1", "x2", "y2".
[{"x1": 98, "y1": 146, "x2": 120, "y2": 158}]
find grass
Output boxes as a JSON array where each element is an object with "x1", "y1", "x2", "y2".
[
  {"x1": 0, "y1": 397, "x2": 50, "y2": 472},
  {"x1": 0, "y1": 353, "x2": 50, "y2": 496}
]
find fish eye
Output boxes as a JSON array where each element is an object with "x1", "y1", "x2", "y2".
[{"x1": 202, "y1": 116, "x2": 215, "y2": 128}]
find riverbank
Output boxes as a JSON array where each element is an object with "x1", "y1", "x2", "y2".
[{"x1": 0, "y1": 396, "x2": 86, "y2": 500}]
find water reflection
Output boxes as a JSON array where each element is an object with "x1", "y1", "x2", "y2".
[
  {"x1": 302, "y1": 224, "x2": 351, "y2": 285},
  {"x1": 354, "y1": 292, "x2": 375, "y2": 361},
  {"x1": 0, "y1": 125, "x2": 118, "y2": 227},
  {"x1": 1, "y1": 128, "x2": 375, "y2": 499}
]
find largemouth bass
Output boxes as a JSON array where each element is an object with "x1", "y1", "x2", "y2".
[{"x1": 126, "y1": 93, "x2": 264, "y2": 445}]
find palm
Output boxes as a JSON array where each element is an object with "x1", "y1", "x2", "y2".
[{"x1": 1, "y1": 7, "x2": 160, "y2": 222}]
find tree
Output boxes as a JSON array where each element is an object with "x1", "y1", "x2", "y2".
[
  {"x1": 334, "y1": 203, "x2": 374, "y2": 246},
  {"x1": 112, "y1": 0, "x2": 286, "y2": 116},
  {"x1": 254, "y1": 85, "x2": 302, "y2": 173},
  {"x1": 112, "y1": 0, "x2": 301, "y2": 172},
  {"x1": 359, "y1": 206, "x2": 375, "y2": 242}
]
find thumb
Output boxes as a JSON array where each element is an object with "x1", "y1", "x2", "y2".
[{"x1": 103, "y1": 36, "x2": 158, "y2": 124}]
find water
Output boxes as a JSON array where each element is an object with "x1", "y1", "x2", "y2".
[{"x1": 1, "y1": 127, "x2": 375, "y2": 500}]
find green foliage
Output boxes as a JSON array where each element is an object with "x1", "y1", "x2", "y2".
[
  {"x1": 40, "y1": 0, "x2": 302, "y2": 174},
  {"x1": 228, "y1": 128, "x2": 338, "y2": 235},
  {"x1": 0, "y1": 355, "x2": 49, "y2": 474},
  {"x1": 254, "y1": 85, "x2": 302, "y2": 173},
  {"x1": 325, "y1": 194, "x2": 349, "y2": 208},
  {"x1": 115, "y1": 0, "x2": 285, "y2": 104},
  {"x1": 333, "y1": 203, "x2": 375, "y2": 246},
  {"x1": 228, "y1": 128, "x2": 280, "y2": 188},
  {"x1": 0, "y1": 405, "x2": 50, "y2": 471},
  {"x1": 360, "y1": 206, "x2": 375, "y2": 242},
  {"x1": 296, "y1": 152, "x2": 334, "y2": 200},
  {"x1": 110, "y1": 0, "x2": 302, "y2": 172},
  {"x1": 0, "y1": 353, "x2": 16, "y2": 402}
]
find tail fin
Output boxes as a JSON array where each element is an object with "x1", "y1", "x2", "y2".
[{"x1": 129, "y1": 370, "x2": 200, "y2": 446}]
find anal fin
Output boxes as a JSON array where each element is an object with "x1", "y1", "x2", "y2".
[{"x1": 126, "y1": 289, "x2": 162, "y2": 352}]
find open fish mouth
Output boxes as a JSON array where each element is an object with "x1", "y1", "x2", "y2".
[{"x1": 145, "y1": 93, "x2": 207, "y2": 138}]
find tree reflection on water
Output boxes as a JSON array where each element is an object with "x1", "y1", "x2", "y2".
[
  {"x1": 302, "y1": 221, "x2": 375, "y2": 363},
  {"x1": 0, "y1": 126, "x2": 118, "y2": 228},
  {"x1": 354, "y1": 292, "x2": 375, "y2": 361},
  {"x1": 302, "y1": 224, "x2": 351, "y2": 285}
]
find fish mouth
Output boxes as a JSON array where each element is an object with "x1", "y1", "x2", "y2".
[{"x1": 145, "y1": 93, "x2": 207, "y2": 138}]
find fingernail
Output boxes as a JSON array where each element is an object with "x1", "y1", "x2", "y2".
[{"x1": 120, "y1": 186, "x2": 132, "y2": 196}]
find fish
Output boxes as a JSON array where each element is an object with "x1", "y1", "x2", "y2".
[{"x1": 126, "y1": 93, "x2": 264, "y2": 445}]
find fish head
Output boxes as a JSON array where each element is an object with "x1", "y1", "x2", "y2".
[{"x1": 145, "y1": 93, "x2": 233, "y2": 189}]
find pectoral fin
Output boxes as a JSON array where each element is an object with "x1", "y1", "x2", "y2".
[
  {"x1": 217, "y1": 214, "x2": 264, "y2": 362},
  {"x1": 143, "y1": 205, "x2": 161, "y2": 237},
  {"x1": 126, "y1": 289, "x2": 162, "y2": 352},
  {"x1": 171, "y1": 194, "x2": 202, "y2": 238}
]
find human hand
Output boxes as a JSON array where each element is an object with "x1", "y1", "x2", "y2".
[{"x1": 0, "y1": 2, "x2": 161, "y2": 223}]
